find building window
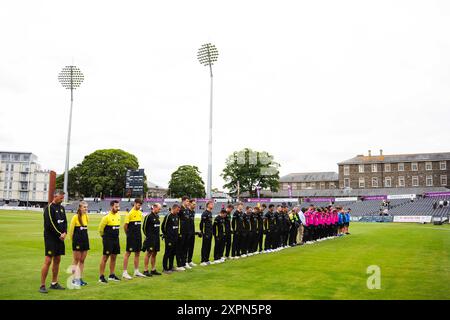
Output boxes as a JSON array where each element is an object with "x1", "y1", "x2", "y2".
[
  {"x1": 372, "y1": 177, "x2": 378, "y2": 188},
  {"x1": 320, "y1": 182, "x2": 325, "y2": 189},
  {"x1": 385, "y1": 177, "x2": 391, "y2": 187},
  {"x1": 344, "y1": 178, "x2": 350, "y2": 188},
  {"x1": 425, "y1": 162, "x2": 432, "y2": 171},
  {"x1": 329, "y1": 182, "x2": 336, "y2": 189},
  {"x1": 282, "y1": 183, "x2": 288, "y2": 190},
  {"x1": 344, "y1": 165, "x2": 350, "y2": 176},
  {"x1": 384, "y1": 163, "x2": 391, "y2": 172},
  {"x1": 440, "y1": 161, "x2": 447, "y2": 170},
  {"x1": 426, "y1": 175, "x2": 433, "y2": 186},
  {"x1": 310, "y1": 182, "x2": 316, "y2": 189},
  {"x1": 359, "y1": 177, "x2": 365, "y2": 188},
  {"x1": 301, "y1": 182, "x2": 307, "y2": 189},
  {"x1": 372, "y1": 164, "x2": 377, "y2": 173},
  {"x1": 398, "y1": 176, "x2": 405, "y2": 187},
  {"x1": 358, "y1": 165, "x2": 364, "y2": 173},
  {"x1": 441, "y1": 175, "x2": 447, "y2": 186},
  {"x1": 398, "y1": 163, "x2": 404, "y2": 171},
  {"x1": 412, "y1": 176, "x2": 419, "y2": 187},
  {"x1": 292, "y1": 183, "x2": 297, "y2": 190},
  {"x1": 43, "y1": 184, "x2": 48, "y2": 192},
  {"x1": 411, "y1": 162, "x2": 418, "y2": 171}
]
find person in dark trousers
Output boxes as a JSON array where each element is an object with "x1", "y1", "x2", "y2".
[
  {"x1": 213, "y1": 209, "x2": 227, "y2": 263},
  {"x1": 176, "y1": 196, "x2": 190, "y2": 271},
  {"x1": 274, "y1": 205, "x2": 282, "y2": 249},
  {"x1": 185, "y1": 199, "x2": 197, "y2": 267},
  {"x1": 142, "y1": 203, "x2": 162, "y2": 277},
  {"x1": 231, "y1": 202, "x2": 244, "y2": 259},
  {"x1": 98, "y1": 200, "x2": 122, "y2": 283},
  {"x1": 39, "y1": 190, "x2": 67, "y2": 293},
  {"x1": 282, "y1": 204, "x2": 292, "y2": 247},
  {"x1": 224, "y1": 204, "x2": 234, "y2": 259},
  {"x1": 288, "y1": 207, "x2": 300, "y2": 246},
  {"x1": 249, "y1": 207, "x2": 259, "y2": 254},
  {"x1": 161, "y1": 204, "x2": 180, "y2": 274},
  {"x1": 263, "y1": 204, "x2": 276, "y2": 251},
  {"x1": 241, "y1": 206, "x2": 252, "y2": 257},
  {"x1": 256, "y1": 205, "x2": 265, "y2": 252},
  {"x1": 199, "y1": 200, "x2": 214, "y2": 266}
]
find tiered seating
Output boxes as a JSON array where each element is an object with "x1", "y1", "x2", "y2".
[{"x1": 388, "y1": 196, "x2": 450, "y2": 216}]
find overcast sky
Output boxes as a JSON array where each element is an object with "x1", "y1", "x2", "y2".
[{"x1": 1, "y1": 0, "x2": 449, "y2": 190}]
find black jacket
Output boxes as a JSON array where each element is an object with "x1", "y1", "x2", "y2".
[
  {"x1": 161, "y1": 213, "x2": 179, "y2": 241},
  {"x1": 44, "y1": 203, "x2": 67, "y2": 239},
  {"x1": 199, "y1": 210, "x2": 213, "y2": 236},
  {"x1": 213, "y1": 215, "x2": 225, "y2": 239},
  {"x1": 143, "y1": 211, "x2": 160, "y2": 239}
]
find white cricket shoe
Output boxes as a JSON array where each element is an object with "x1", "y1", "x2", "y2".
[
  {"x1": 189, "y1": 262, "x2": 197, "y2": 267},
  {"x1": 176, "y1": 267, "x2": 186, "y2": 271},
  {"x1": 242, "y1": 254, "x2": 247, "y2": 258},
  {"x1": 122, "y1": 272, "x2": 133, "y2": 280},
  {"x1": 200, "y1": 262, "x2": 207, "y2": 266},
  {"x1": 184, "y1": 263, "x2": 192, "y2": 269},
  {"x1": 134, "y1": 270, "x2": 146, "y2": 278}
]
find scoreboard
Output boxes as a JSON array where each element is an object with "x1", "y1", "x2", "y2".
[{"x1": 125, "y1": 169, "x2": 145, "y2": 198}]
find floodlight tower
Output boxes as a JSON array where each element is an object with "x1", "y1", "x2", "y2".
[
  {"x1": 58, "y1": 66, "x2": 84, "y2": 203},
  {"x1": 197, "y1": 43, "x2": 219, "y2": 199}
]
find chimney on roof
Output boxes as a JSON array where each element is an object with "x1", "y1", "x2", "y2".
[
  {"x1": 368, "y1": 150, "x2": 372, "y2": 157},
  {"x1": 380, "y1": 149, "x2": 383, "y2": 156}
]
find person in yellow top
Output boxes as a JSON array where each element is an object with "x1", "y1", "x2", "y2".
[
  {"x1": 68, "y1": 201, "x2": 89, "y2": 287},
  {"x1": 98, "y1": 200, "x2": 121, "y2": 283},
  {"x1": 122, "y1": 198, "x2": 146, "y2": 279}
]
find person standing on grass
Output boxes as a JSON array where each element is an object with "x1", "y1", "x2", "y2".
[
  {"x1": 122, "y1": 198, "x2": 146, "y2": 279},
  {"x1": 213, "y1": 209, "x2": 227, "y2": 263},
  {"x1": 142, "y1": 203, "x2": 162, "y2": 276},
  {"x1": 68, "y1": 201, "x2": 90, "y2": 287},
  {"x1": 39, "y1": 190, "x2": 67, "y2": 293},
  {"x1": 161, "y1": 204, "x2": 180, "y2": 273},
  {"x1": 256, "y1": 205, "x2": 264, "y2": 253},
  {"x1": 199, "y1": 200, "x2": 214, "y2": 266},
  {"x1": 297, "y1": 207, "x2": 306, "y2": 244},
  {"x1": 176, "y1": 196, "x2": 190, "y2": 271},
  {"x1": 344, "y1": 208, "x2": 351, "y2": 235},
  {"x1": 98, "y1": 200, "x2": 121, "y2": 283},
  {"x1": 338, "y1": 207, "x2": 345, "y2": 236},
  {"x1": 224, "y1": 204, "x2": 234, "y2": 259},
  {"x1": 231, "y1": 202, "x2": 245, "y2": 259},
  {"x1": 185, "y1": 199, "x2": 197, "y2": 267}
]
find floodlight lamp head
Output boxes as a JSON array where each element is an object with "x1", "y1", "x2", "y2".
[{"x1": 58, "y1": 65, "x2": 84, "y2": 90}]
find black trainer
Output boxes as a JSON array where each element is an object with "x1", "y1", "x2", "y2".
[
  {"x1": 49, "y1": 283, "x2": 65, "y2": 290},
  {"x1": 99, "y1": 275, "x2": 108, "y2": 284},
  {"x1": 143, "y1": 271, "x2": 152, "y2": 277},
  {"x1": 108, "y1": 274, "x2": 121, "y2": 281},
  {"x1": 151, "y1": 270, "x2": 162, "y2": 276},
  {"x1": 39, "y1": 285, "x2": 48, "y2": 293}
]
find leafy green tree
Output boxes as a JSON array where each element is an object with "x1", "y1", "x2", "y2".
[
  {"x1": 221, "y1": 148, "x2": 280, "y2": 197},
  {"x1": 168, "y1": 165, "x2": 206, "y2": 198},
  {"x1": 57, "y1": 149, "x2": 145, "y2": 198}
]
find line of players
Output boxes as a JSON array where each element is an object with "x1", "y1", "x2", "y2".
[{"x1": 39, "y1": 190, "x2": 351, "y2": 292}]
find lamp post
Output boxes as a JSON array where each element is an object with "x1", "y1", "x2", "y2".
[
  {"x1": 58, "y1": 65, "x2": 84, "y2": 203},
  {"x1": 197, "y1": 43, "x2": 219, "y2": 199}
]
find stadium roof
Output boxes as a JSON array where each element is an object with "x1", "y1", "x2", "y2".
[
  {"x1": 279, "y1": 172, "x2": 339, "y2": 183},
  {"x1": 250, "y1": 186, "x2": 450, "y2": 198},
  {"x1": 338, "y1": 152, "x2": 450, "y2": 165},
  {"x1": 146, "y1": 181, "x2": 167, "y2": 190}
]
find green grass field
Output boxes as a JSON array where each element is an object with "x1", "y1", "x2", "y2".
[{"x1": 0, "y1": 210, "x2": 449, "y2": 300}]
